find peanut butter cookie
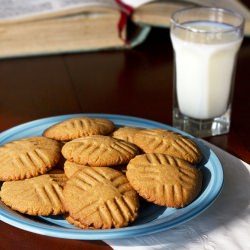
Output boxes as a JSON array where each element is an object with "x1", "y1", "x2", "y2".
[
  {"x1": 126, "y1": 153, "x2": 202, "y2": 208},
  {"x1": 62, "y1": 135, "x2": 139, "y2": 167},
  {"x1": 133, "y1": 128, "x2": 202, "y2": 164},
  {"x1": 43, "y1": 117, "x2": 116, "y2": 141},
  {"x1": 0, "y1": 173, "x2": 67, "y2": 215},
  {"x1": 0, "y1": 136, "x2": 62, "y2": 181},
  {"x1": 63, "y1": 167, "x2": 139, "y2": 229}
]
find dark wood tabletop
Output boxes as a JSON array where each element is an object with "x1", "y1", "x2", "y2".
[{"x1": 0, "y1": 5, "x2": 250, "y2": 249}]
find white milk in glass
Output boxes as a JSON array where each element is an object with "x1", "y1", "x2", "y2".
[{"x1": 171, "y1": 21, "x2": 242, "y2": 120}]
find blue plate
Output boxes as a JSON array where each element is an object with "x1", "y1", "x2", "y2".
[{"x1": 0, "y1": 114, "x2": 223, "y2": 240}]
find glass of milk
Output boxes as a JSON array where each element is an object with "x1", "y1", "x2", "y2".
[{"x1": 170, "y1": 7, "x2": 244, "y2": 138}]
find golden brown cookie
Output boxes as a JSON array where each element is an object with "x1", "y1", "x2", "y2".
[
  {"x1": 112, "y1": 126, "x2": 144, "y2": 144},
  {"x1": 133, "y1": 128, "x2": 202, "y2": 164},
  {"x1": 61, "y1": 135, "x2": 140, "y2": 167},
  {"x1": 0, "y1": 136, "x2": 62, "y2": 181},
  {"x1": 126, "y1": 153, "x2": 202, "y2": 208},
  {"x1": 63, "y1": 167, "x2": 139, "y2": 229},
  {"x1": 0, "y1": 173, "x2": 67, "y2": 215},
  {"x1": 64, "y1": 160, "x2": 88, "y2": 178},
  {"x1": 43, "y1": 117, "x2": 116, "y2": 141}
]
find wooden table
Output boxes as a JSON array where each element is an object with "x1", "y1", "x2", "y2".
[{"x1": 0, "y1": 15, "x2": 250, "y2": 250}]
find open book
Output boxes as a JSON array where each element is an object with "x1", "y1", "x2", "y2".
[
  {"x1": 0, "y1": 0, "x2": 151, "y2": 58},
  {"x1": 0, "y1": 0, "x2": 249, "y2": 58}
]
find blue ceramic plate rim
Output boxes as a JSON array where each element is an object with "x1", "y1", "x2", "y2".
[{"x1": 0, "y1": 113, "x2": 224, "y2": 240}]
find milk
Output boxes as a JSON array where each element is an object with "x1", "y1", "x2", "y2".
[{"x1": 171, "y1": 21, "x2": 243, "y2": 120}]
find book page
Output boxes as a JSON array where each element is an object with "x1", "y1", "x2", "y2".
[{"x1": 0, "y1": 0, "x2": 118, "y2": 21}]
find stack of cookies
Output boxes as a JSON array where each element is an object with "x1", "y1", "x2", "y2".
[{"x1": 0, "y1": 116, "x2": 203, "y2": 230}]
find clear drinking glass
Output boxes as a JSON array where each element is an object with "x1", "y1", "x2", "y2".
[{"x1": 170, "y1": 7, "x2": 244, "y2": 138}]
